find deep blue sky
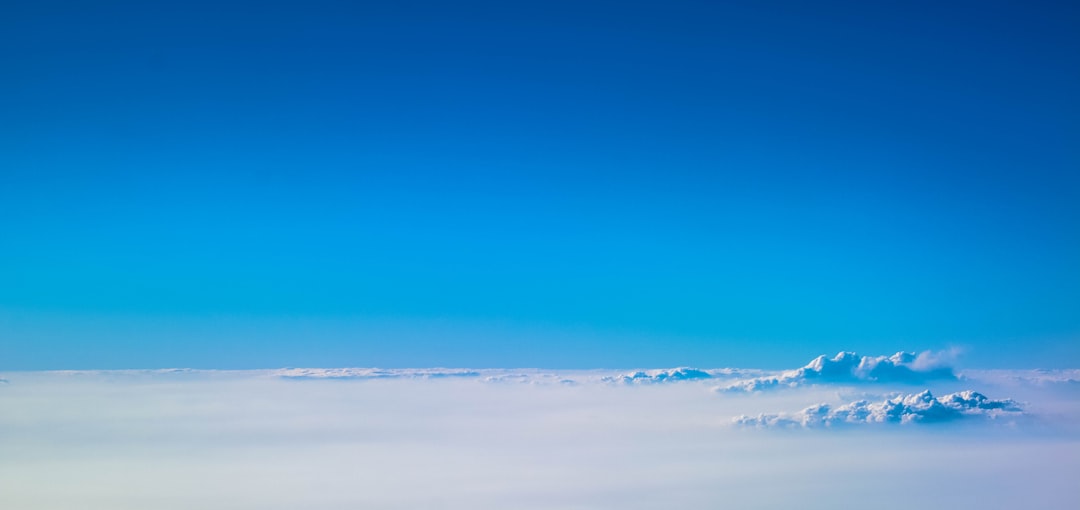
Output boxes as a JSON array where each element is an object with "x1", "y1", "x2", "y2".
[{"x1": 2, "y1": 0, "x2": 1078, "y2": 369}]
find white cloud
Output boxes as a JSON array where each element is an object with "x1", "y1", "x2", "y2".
[
  {"x1": 720, "y1": 351, "x2": 957, "y2": 392},
  {"x1": 601, "y1": 367, "x2": 714, "y2": 384},
  {"x1": 274, "y1": 367, "x2": 482, "y2": 379},
  {"x1": 963, "y1": 369, "x2": 1080, "y2": 387},
  {"x1": 481, "y1": 373, "x2": 579, "y2": 385},
  {"x1": 597, "y1": 367, "x2": 767, "y2": 384},
  {"x1": 0, "y1": 367, "x2": 1077, "y2": 509},
  {"x1": 734, "y1": 390, "x2": 1022, "y2": 428},
  {"x1": 272, "y1": 366, "x2": 755, "y2": 385}
]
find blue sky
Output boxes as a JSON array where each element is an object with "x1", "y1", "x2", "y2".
[{"x1": 2, "y1": 0, "x2": 1078, "y2": 369}]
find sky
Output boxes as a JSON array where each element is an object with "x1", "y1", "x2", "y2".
[{"x1": 2, "y1": 0, "x2": 1079, "y2": 369}]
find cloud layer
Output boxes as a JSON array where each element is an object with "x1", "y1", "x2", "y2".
[
  {"x1": 601, "y1": 367, "x2": 715, "y2": 384},
  {"x1": 1, "y1": 367, "x2": 1076, "y2": 509},
  {"x1": 735, "y1": 390, "x2": 1022, "y2": 428},
  {"x1": 274, "y1": 367, "x2": 481, "y2": 380},
  {"x1": 273, "y1": 367, "x2": 757, "y2": 385},
  {"x1": 721, "y1": 351, "x2": 957, "y2": 392}
]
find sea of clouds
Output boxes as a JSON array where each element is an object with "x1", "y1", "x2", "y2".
[{"x1": 2, "y1": 352, "x2": 1078, "y2": 509}]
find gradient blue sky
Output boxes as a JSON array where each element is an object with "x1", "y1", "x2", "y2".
[{"x1": 2, "y1": 0, "x2": 1078, "y2": 369}]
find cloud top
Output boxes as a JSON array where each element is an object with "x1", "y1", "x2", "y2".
[
  {"x1": 721, "y1": 351, "x2": 957, "y2": 392},
  {"x1": 734, "y1": 390, "x2": 1022, "y2": 428}
]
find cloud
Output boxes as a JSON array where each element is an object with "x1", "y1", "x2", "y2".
[
  {"x1": 601, "y1": 367, "x2": 715, "y2": 384},
  {"x1": 481, "y1": 373, "x2": 578, "y2": 385},
  {"x1": 964, "y1": 369, "x2": 1080, "y2": 387},
  {"x1": 734, "y1": 390, "x2": 1022, "y2": 428},
  {"x1": 269, "y1": 367, "x2": 759, "y2": 385},
  {"x1": 1, "y1": 368, "x2": 1076, "y2": 509},
  {"x1": 275, "y1": 368, "x2": 588, "y2": 385},
  {"x1": 274, "y1": 368, "x2": 481, "y2": 380},
  {"x1": 720, "y1": 351, "x2": 957, "y2": 392}
]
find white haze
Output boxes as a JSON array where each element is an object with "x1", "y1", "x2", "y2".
[{"x1": 1, "y1": 366, "x2": 1078, "y2": 509}]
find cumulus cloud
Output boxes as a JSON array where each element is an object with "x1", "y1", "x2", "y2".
[
  {"x1": 720, "y1": 351, "x2": 957, "y2": 392},
  {"x1": 734, "y1": 390, "x2": 1022, "y2": 428}
]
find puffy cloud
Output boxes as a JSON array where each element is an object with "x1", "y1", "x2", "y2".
[
  {"x1": 734, "y1": 390, "x2": 1022, "y2": 428},
  {"x1": 602, "y1": 367, "x2": 714, "y2": 384},
  {"x1": 720, "y1": 351, "x2": 956, "y2": 392}
]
